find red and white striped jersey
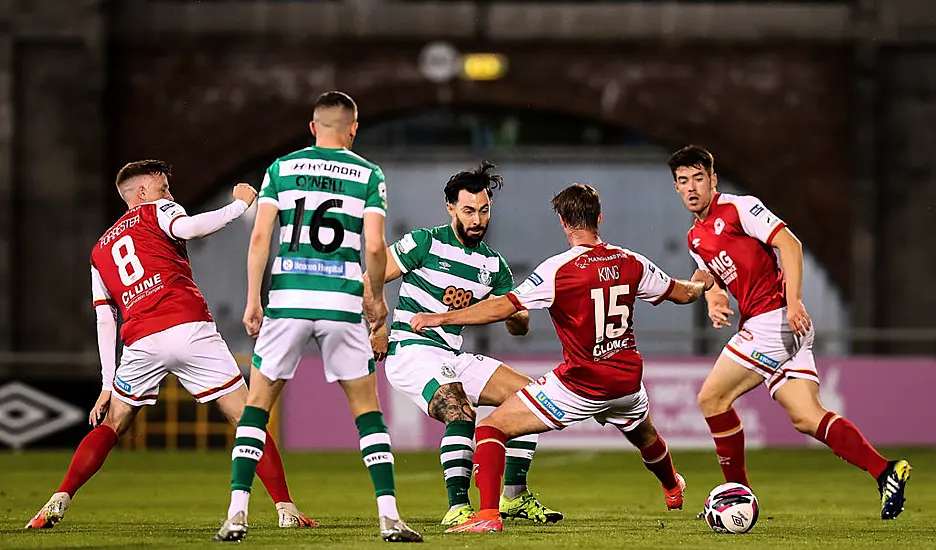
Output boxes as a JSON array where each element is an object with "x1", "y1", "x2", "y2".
[
  {"x1": 686, "y1": 193, "x2": 786, "y2": 325},
  {"x1": 507, "y1": 242, "x2": 675, "y2": 400},
  {"x1": 90, "y1": 199, "x2": 212, "y2": 345}
]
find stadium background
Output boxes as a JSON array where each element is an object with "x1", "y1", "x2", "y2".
[{"x1": 0, "y1": 2, "x2": 934, "y2": 544}]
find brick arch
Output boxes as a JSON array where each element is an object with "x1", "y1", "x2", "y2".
[{"x1": 114, "y1": 41, "x2": 850, "y2": 291}]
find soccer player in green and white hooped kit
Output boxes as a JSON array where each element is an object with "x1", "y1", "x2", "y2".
[
  {"x1": 213, "y1": 91, "x2": 421, "y2": 543},
  {"x1": 365, "y1": 162, "x2": 562, "y2": 527}
]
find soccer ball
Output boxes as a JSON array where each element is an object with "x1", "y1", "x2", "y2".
[{"x1": 702, "y1": 482, "x2": 759, "y2": 534}]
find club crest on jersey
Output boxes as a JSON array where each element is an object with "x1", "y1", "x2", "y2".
[
  {"x1": 714, "y1": 218, "x2": 726, "y2": 235},
  {"x1": 477, "y1": 266, "x2": 492, "y2": 286},
  {"x1": 575, "y1": 255, "x2": 590, "y2": 269},
  {"x1": 440, "y1": 363, "x2": 456, "y2": 378}
]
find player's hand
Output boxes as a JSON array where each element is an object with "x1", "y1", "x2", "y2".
[
  {"x1": 787, "y1": 299, "x2": 812, "y2": 336},
  {"x1": 708, "y1": 303, "x2": 735, "y2": 329},
  {"x1": 691, "y1": 269, "x2": 716, "y2": 291},
  {"x1": 364, "y1": 298, "x2": 389, "y2": 331},
  {"x1": 410, "y1": 312, "x2": 441, "y2": 333},
  {"x1": 89, "y1": 390, "x2": 111, "y2": 427},
  {"x1": 232, "y1": 183, "x2": 258, "y2": 206},
  {"x1": 243, "y1": 301, "x2": 264, "y2": 339},
  {"x1": 370, "y1": 323, "x2": 389, "y2": 362}
]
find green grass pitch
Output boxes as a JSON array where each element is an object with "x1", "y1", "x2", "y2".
[{"x1": 0, "y1": 448, "x2": 932, "y2": 548}]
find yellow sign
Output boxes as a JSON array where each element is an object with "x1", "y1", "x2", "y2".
[{"x1": 462, "y1": 53, "x2": 508, "y2": 81}]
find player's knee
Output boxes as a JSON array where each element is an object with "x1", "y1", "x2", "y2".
[
  {"x1": 786, "y1": 410, "x2": 820, "y2": 436},
  {"x1": 697, "y1": 388, "x2": 730, "y2": 416}
]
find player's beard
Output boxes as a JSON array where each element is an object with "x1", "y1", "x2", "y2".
[{"x1": 454, "y1": 218, "x2": 487, "y2": 248}]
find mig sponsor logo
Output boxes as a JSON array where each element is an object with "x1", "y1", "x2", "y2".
[
  {"x1": 750, "y1": 351, "x2": 780, "y2": 370},
  {"x1": 535, "y1": 392, "x2": 565, "y2": 420},
  {"x1": 281, "y1": 258, "x2": 346, "y2": 277},
  {"x1": 708, "y1": 250, "x2": 738, "y2": 285}
]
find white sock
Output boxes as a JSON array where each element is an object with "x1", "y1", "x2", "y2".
[
  {"x1": 503, "y1": 484, "x2": 527, "y2": 499},
  {"x1": 377, "y1": 494, "x2": 400, "y2": 520},
  {"x1": 228, "y1": 490, "x2": 250, "y2": 519}
]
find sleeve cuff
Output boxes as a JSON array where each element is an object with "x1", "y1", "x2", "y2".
[
  {"x1": 258, "y1": 197, "x2": 279, "y2": 208},
  {"x1": 388, "y1": 244, "x2": 409, "y2": 274},
  {"x1": 766, "y1": 222, "x2": 787, "y2": 246},
  {"x1": 363, "y1": 206, "x2": 387, "y2": 217},
  {"x1": 168, "y1": 215, "x2": 187, "y2": 240},
  {"x1": 93, "y1": 299, "x2": 116, "y2": 308},
  {"x1": 507, "y1": 292, "x2": 527, "y2": 311},
  {"x1": 651, "y1": 278, "x2": 677, "y2": 306}
]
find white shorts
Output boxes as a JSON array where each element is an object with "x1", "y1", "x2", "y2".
[
  {"x1": 722, "y1": 307, "x2": 819, "y2": 397},
  {"x1": 384, "y1": 343, "x2": 503, "y2": 414},
  {"x1": 516, "y1": 370, "x2": 650, "y2": 431},
  {"x1": 251, "y1": 317, "x2": 374, "y2": 382},
  {"x1": 112, "y1": 321, "x2": 245, "y2": 407}
]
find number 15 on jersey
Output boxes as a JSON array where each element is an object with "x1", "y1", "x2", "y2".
[{"x1": 590, "y1": 285, "x2": 631, "y2": 344}]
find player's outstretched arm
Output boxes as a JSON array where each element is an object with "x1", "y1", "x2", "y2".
[
  {"x1": 771, "y1": 227, "x2": 812, "y2": 335},
  {"x1": 666, "y1": 269, "x2": 715, "y2": 304},
  {"x1": 165, "y1": 184, "x2": 257, "y2": 240},
  {"x1": 244, "y1": 202, "x2": 277, "y2": 338},
  {"x1": 411, "y1": 295, "x2": 518, "y2": 333}
]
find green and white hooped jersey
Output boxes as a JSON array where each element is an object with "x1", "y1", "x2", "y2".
[
  {"x1": 258, "y1": 146, "x2": 387, "y2": 324},
  {"x1": 388, "y1": 225, "x2": 513, "y2": 352}
]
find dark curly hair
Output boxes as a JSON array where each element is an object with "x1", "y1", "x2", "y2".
[{"x1": 443, "y1": 160, "x2": 504, "y2": 204}]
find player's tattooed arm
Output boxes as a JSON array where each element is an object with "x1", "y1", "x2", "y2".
[
  {"x1": 428, "y1": 383, "x2": 476, "y2": 423},
  {"x1": 410, "y1": 295, "x2": 518, "y2": 332}
]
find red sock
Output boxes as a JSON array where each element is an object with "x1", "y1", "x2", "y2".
[
  {"x1": 474, "y1": 426, "x2": 507, "y2": 512},
  {"x1": 705, "y1": 408, "x2": 750, "y2": 487},
  {"x1": 255, "y1": 431, "x2": 292, "y2": 504},
  {"x1": 57, "y1": 425, "x2": 118, "y2": 497},
  {"x1": 640, "y1": 436, "x2": 678, "y2": 490},
  {"x1": 815, "y1": 412, "x2": 888, "y2": 480}
]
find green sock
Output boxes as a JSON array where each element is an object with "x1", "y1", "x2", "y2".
[
  {"x1": 356, "y1": 411, "x2": 396, "y2": 498},
  {"x1": 440, "y1": 420, "x2": 475, "y2": 508},
  {"x1": 231, "y1": 406, "x2": 270, "y2": 493},
  {"x1": 504, "y1": 433, "x2": 538, "y2": 498}
]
